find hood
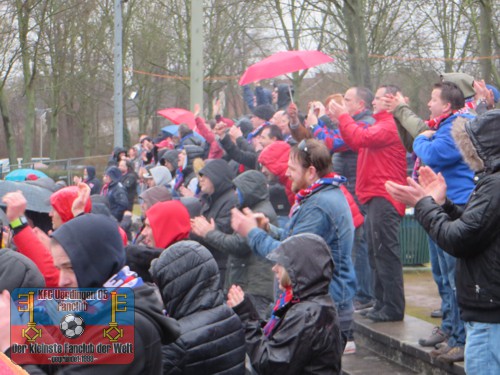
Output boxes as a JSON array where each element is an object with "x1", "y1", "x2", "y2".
[
  {"x1": 161, "y1": 150, "x2": 179, "y2": 171},
  {"x1": 51, "y1": 214, "x2": 125, "y2": 288},
  {"x1": 267, "y1": 233, "x2": 334, "y2": 300},
  {"x1": 183, "y1": 144, "x2": 205, "y2": 171},
  {"x1": 146, "y1": 200, "x2": 190, "y2": 249},
  {"x1": 85, "y1": 166, "x2": 96, "y2": 180},
  {"x1": 150, "y1": 240, "x2": 223, "y2": 319},
  {"x1": 441, "y1": 72, "x2": 476, "y2": 99},
  {"x1": 276, "y1": 83, "x2": 293, "y2": 110},
  {"x1": 199, "y1": 159, "x2": 234, "y2": 199},
  {"x1": 90, "y1": 194, "x2": 113, "y2": 218},
  {"x1": 0, "y1": 249, "x2": 46, "y2": 292},
  {"x1": 50, "y1": 186, "x2": 92, "y2": 223},
  {"x1": 125, "y1": 244, "x2": 163, "y2": 283},
  {"x1": 452, "y1": 109, "x2": 500, "y2": 174},
  {"x1": 133, "y1": 283, "x2": 180, "y2": 345},
  {"x1": 112, "y1": 147, "x2": 127, "y2": 160},
  {"x1": 258, "y1": 141, "x2": 290, "y2": 179},
  {"x1": 179, "y1": 197, "x2": 203, "y2": 218},
  {"x1": 150, "y1": 166, "x2": 172, "y2": 187},
  {"x1": 258, "y1": 141, "x2": 294, "y2": 204},
  {"x1": 139, "y1": 186, "x2": 172, "y2": 209},
  {"x1": 237, "y1": 117, "x2": 253, "y2": 138},
  {"x1": 105, "y1": 166, "x2": 122, "y2": 183},
  {"x1": 233, "y1": 170, "x2": 269, "y2": 208}
]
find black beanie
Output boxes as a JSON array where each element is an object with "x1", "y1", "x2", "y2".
[{"x1": 252, "y1": 104, "x2": 275, "y2": 122}]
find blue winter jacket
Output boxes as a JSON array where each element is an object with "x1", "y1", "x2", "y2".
[
  {"x1": 413, "y1": 113, "x2": 475, "y2": 204},
  {"x1": 247, "y1": 184, "x2": 356, "y2": 305}
]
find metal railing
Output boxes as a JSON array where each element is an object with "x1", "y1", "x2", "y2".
[{"x1": 1, "y1": 155, "x2": 111, "y2": 182}]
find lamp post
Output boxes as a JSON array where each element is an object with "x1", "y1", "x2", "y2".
[
  {"x1": 113, "y1": 0, "x2": 126, "y2": 148},
  {"x1": 36, "y1": 108, "x2": 50, "y2": 158}
]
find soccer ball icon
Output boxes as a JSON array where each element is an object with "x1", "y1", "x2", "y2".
[{"x1": 60, "y1": 314, "x2": 85, "y2": 339}]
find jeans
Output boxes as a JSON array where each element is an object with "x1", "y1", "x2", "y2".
[
  {"x1": 465, "y1": 321, "x2": 500, "y2": 375},
  {"x1": 365, "y1": 197, "x2": 405, "y2": 318},
  {"x1": 352, "y1": 225, "x2": 373, "y2": 304},
  {"x1": 428, "y1": 238, "x2": 466, "y2": 346}
]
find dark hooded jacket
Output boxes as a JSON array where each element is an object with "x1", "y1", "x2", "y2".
[
  {"x1": 192, "y1": 159, "x2": 237, "y2": 288},
  {"x1": 204, "y1": 170, "x2": 276, "y2": 303},
  {"x1": 233, "y1": 233, "x2": 342, "y2": 374},
  {"x1": 0, "y1": 249, "x2": 46, "y2": 291},
  {"x1": 415, "y1": 110, "x2": 500, "y2": 324},
  {"x1": 150, "y1": 240, "x2": 246, "y2": 375},
  {"x1": 49, "y1": 214, "x2": 180, "y2": 374},
  {"x1": 104, "y1": 167, "x2": 129, "y2": 222},
  {"x1": 84, "y1": 166, "x2": 102, "y2": 195}
]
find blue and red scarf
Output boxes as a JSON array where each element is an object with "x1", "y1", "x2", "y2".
[
  {"x1": 263, "y1": 286, "x2": 296, "y2": 337},
  {"x1": 291, "y1": 172, "x2": 345, "y2": 215}
]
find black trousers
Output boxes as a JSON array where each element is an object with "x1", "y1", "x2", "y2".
[{"x1": 365, "y1": 197, "x2": 405, "y2": 318}]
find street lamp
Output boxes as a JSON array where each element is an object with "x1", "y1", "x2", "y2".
[{"x1": 35, "y1": 108, "x2": 51, "y2": 158}]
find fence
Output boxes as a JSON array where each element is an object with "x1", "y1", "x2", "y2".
[{"x1": 0, "y1": 155, "x2": 111, "y2": 183}]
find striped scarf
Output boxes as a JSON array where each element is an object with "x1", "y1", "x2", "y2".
[
  {"x1": 291, "y1": 173, "x2": 345, "y2": 215},
  {"x1": 263, "y1": 286, "x2": 295, "y2": 337}
]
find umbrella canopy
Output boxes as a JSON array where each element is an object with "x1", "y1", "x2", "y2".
[
  {"x1": 238, "y1": 50, "x2": 334, "y2": 86},
  {"x1": 5, "y1": 168, "x2": 48, "y2": 182},
  {"x1": 157, "y1": 108, "x2": 196, "y2": 129},
  {"x1": 0, "y1": 180, "x2": 53, "y2": 213},
  {"x1": 161, "y1": 125, "x2": 205, "y2": 142}
]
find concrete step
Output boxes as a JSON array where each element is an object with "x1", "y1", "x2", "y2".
[
  {"x1": 352, "y1": 313, "x2": 465, "y2": 375},
  {"x1": 343, "y1": 345, "x2": 418, "y2": 374}
]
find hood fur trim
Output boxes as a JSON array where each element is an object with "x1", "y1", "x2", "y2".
[{"x1": 451, "y1": 117, "x2": 484, "y2": 172}]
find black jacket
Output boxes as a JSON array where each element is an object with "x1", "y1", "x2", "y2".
[
  {"x1": 85, "y1": 166, "x2": 102, "y2": 196},
  {"x1": 205, "y1": 170, "x2": 275, "y2": 302},
  {"x1": 16, "y1": 215, "x2": 180, "y2": 374},
  {"x1": 234, "y1": 233, "x2": 343, "y2": 374},
  {"x1": 415, "y1": 111, "x2": 500, "y2": 323},
  {"x1": 150, "y1": 240, "x2": 246, "y2": 375},
  {"x1": 106, "y1": 181, "x2": 129, "y2": 222},
  {"x1": 220, "y1": 133, "x2": 259, "y2": 170},
  {"x1": 121, "y1": 171, "x2": 138, "y2": 211},
  {"x1": 192, "y1": 159, "x2": 237, "y2": 287}
]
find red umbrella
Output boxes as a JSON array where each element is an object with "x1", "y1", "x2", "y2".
[
  {"x1": 157, "y1": 108, "x2": 196, "y2": 129},
  {"x1": 238, "y1": 50, "x2": 334, "y2": 86}
]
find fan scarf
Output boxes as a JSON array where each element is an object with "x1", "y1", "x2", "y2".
[
  {"x1": 263, "y1": 286, "x2": 296, "y2": 337},
  {"x1": 291, "y1": 172, "x2": 345, "y2": 215}
]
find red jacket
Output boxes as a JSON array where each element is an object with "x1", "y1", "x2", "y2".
[
  {"x1": 195, "y1": 117, "x2": 224, "y2": 159},
  {"x1": 339, "y1": 185, "x2": 364, "y2": 228},
  {"x1": 13, "y1": 227, "x2": 60, "y2": 287},
  {"x1": 338, "y1": 111, "x2": 407, "y2": 216}
]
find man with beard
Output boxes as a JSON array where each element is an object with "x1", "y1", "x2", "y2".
[{"x1": 231, "y1": 139, "x2": 356, "y2": 348}]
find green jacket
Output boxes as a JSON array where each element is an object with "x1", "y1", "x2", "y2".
[{"x1": 392, "y1": 104, "x2": 429, "y2": 153}]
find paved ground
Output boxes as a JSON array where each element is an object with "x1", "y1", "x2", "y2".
[{"x1": 404, "y1": 268, "x2": 441, "y2": 325}]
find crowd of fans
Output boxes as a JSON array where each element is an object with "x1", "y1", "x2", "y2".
[{"x1": 0, "y1": 74, "x2": 499, "y2": 374}]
